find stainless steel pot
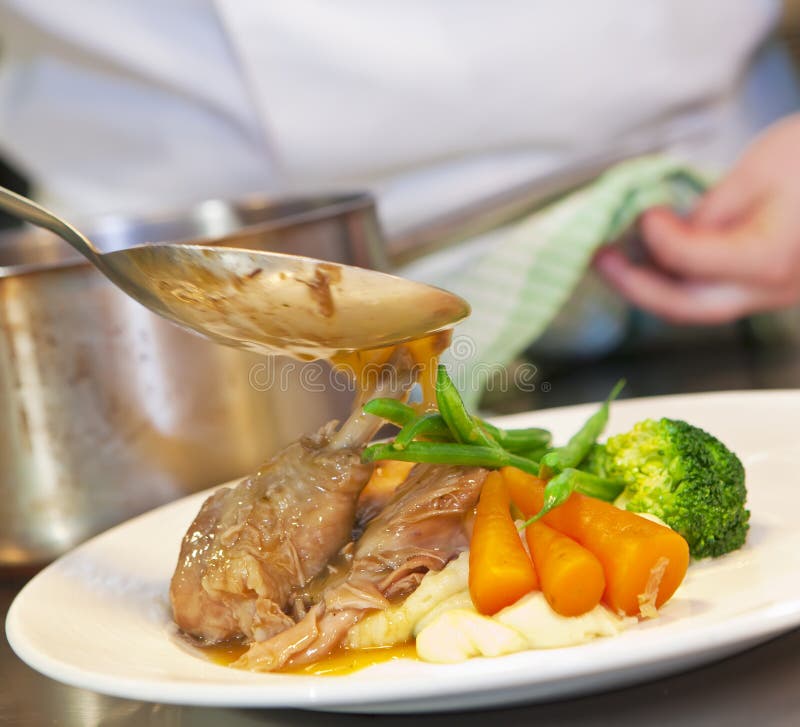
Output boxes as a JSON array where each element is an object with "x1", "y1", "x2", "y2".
[{"x1": 0, "y1": 194, "x2": 382, "y2": 568}]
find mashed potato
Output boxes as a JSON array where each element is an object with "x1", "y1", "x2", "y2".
[
  {"x1": 344, "y1": 552, "x2": 472, "y2": 650},
  {"x1": 345, "y1": 551, "x2": 630, "y2": 663}
]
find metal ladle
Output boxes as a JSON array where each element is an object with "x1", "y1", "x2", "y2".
[{"x1": 0, "y1": 186, "x2": 470, "y2": 359}]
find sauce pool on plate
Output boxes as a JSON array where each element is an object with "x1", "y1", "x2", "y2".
[{"x1": 201, "y1": 640, "x2": 418, "y2": 676}]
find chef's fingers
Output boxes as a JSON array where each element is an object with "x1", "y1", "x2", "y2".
[
  {"x1": 637, "y1": 207, "x2": 790, "y2": 286},
  {"x1": 690, "y1": 165, "x2": 760, "y2": 227},
  {"x1": 593, "y1": 247, "x2": 796, "y2": 325}
]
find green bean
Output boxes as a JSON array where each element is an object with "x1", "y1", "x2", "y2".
[
  {"x1": 506, "y1": 453, "x2": 543, "y2": 476},
  {"x1": 361, "y1": 375, "x2": 624, "y2": 498},
  {"x1": 362, "y1": 441, "x2": 540, "y2": 476},
  {"x1": 480, "y1": 421, "x2": 552, "y2": 453},
  {"x1": 392, "y1": 414, "x2": 451, "y2": 450},
  {"x1": 436, "y1": 366, "x2": 500, "y2": 448},
  {"x1": 362, "y1": 398, "x2": 416, "y2": 427},
  {"x1": 513, "y1": 445, "x2": 550, "y2": 463},
  {"x1": 569, "y1": 469, "x2": 625, "y2": 502},
  {"x1": 363, "y1": 441, "x2": 507, "y2": 468},
  {"x1": 386, "y1": 410, "x2": 550, "y2": 450},
  {"x1": 520, "y1": 468, "x2": 576, "y2": 527},
  {"x1": 538, "y1": 379, "x2": 625, "y2": 478},
  {"x1": 362, "y1": 380, "x2": 550, "y2": 457}
]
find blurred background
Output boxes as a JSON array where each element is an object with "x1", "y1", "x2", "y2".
[
  {"x1": 3, "y1": 0, "x2": 800, "y2": 566},
  {"x1": 5, "y1": 7, "x2": 800, "y2": 725}
]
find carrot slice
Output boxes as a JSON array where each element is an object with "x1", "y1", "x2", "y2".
[
  {"x1": 469, "y1": 471, "x2": 538, "y2": 615},
  {"x1": 503, "y1": 466, "x2": 689, "y2": 617},
  {"x1": 362, "y1": 460, "x2": 416, "y2": 499},
  {"x1": 526, "y1": 520, "x2": 605, "y2": 617},
  {"x1": 357, "y1": 460, "x2": 416, "y2": 523}
]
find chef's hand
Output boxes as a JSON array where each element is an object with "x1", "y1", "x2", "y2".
[{"x1": 594, "y1": 114, "x2": 800, "y2": 324}]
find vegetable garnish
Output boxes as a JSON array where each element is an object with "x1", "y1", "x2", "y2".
[
  {"x1": 513, "y1": 379, "x2": 626, "y2": 526},
  {"x1": 479, "y1": 420, "x2": 551, "y2": 454},
  {"x1": 362, "y1": 365, "x2": 553, "y2": 471},
  {"x1": 392, "y1": 414, "x2": 451, "y2": 450},
  {"x1": 518, "y1": 469, "x2": 578, "y2": 527},
  {"x1": 518, "y1": 468, "x2": 624, "y2": 528},
  {"x1": 582, "y1": 418, "x2": 749, "y2": 558},
  {"x1": 362, "y1": 398, "x2": 418, "y2": 427},
  {"x1": 362, "y1": 398, "x2": 549, "y2": 451},
  {"x1": 525, "y1": 520, "x2": 605, "y2": 617},
  {"x1": 435, "y1": 364, "x2": 503, "y2": 448},
  {"x1": 362, "y1": 441, "x2": 542, "y2": 474},
  {"x1": 355, "y1": 368, "x2": 743, "y2": 645},
  {"x1": 362, "y1": 369, "x2": 625, "y2": 512},
  {"x1": 504, "y1": 466, "x2": 690, "y2": 617},
  {"x1": 538, "y1": 379, "x2": 625, "y2": 479},
  {"x1": 469, "y1": 472, "x2": 538, "y2": 615}
]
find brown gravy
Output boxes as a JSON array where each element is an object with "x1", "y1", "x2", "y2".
[
  {"x1": 201, "y1": 640, "x2": 418, "y2": 676},
  {"x1": 331, "y1": 330, "x2": 451, "y2": 408}
]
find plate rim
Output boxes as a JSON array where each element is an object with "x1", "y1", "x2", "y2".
[{"x1": 7, "y1": 388, "x2": 800, "y2": 711}]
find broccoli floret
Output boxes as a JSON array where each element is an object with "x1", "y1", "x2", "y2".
[{"x1": 583, "y1": 418, "x2": 748, "y2": 558}]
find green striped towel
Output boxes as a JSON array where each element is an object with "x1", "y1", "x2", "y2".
[{"x1": 403, "y1": 155, "x2": 709, "y2": 407}]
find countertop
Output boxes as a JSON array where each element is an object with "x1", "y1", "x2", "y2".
[{"x1": 5, "y1": 332, "x2": 800, "y2": 727}]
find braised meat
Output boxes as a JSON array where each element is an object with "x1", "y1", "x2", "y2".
[
  {"x1": 170, "y1": 355, "x2": 415, "y2": 644},
  {"x1": 233, "y1": 464, "x2": 487, "y2": 671}
]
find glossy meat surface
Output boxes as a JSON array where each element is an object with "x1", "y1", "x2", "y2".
[
  {"x1": 170, "y1": 348, "x2": 418, "y2": 644},
  {"x1": 169, "y1": 421, "x2": 377, "y2": 643},
  {"x1": 234, "y1": 464, "x2": 487, "y2": 670}
]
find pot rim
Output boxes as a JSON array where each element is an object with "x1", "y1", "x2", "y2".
[{"x1": 0, "y1": 192, "x2": 376, "y2": 279}]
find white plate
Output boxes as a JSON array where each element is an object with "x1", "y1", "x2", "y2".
[{"x1": 7, "y1": 390, "x2": 800, "y2": 713}]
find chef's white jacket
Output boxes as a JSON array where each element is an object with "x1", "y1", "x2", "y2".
[{"x1": 0, "y1": 1, "x2": 795, "y2": 237}]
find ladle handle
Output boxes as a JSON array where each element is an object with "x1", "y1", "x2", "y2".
[{"x1": 0, "y1": 185, "x2": 102, "y2": 262}]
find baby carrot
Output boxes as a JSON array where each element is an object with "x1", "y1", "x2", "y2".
[
  {"x1": 526, "y1": 521, "x2": 605, "y2": 617},
  {"x1": 361, "y1": 459, "x2": 416, "y2": 498},
  {"x1": 503, "y1": 466, "x2": 689, "y2": 617},
  {"x1": 469, "y1": 471, "x2": 538, "y2": 615},
  {"x1": 357, "y1": 460, "x2": 417, "y2": 524}
]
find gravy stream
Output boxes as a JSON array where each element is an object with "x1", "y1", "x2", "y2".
[{"x1": 331, "y1": 330, "x2": 452, "y2": 408}]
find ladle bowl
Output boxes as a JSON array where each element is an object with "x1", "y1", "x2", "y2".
[{"x1": 0, "y1": 185, "x2": 470, "y2": 358}]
